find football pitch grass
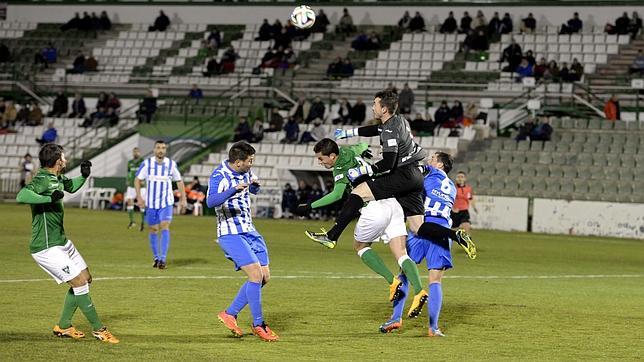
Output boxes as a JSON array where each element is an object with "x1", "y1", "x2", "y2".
[{"x1": 0, "y1": 204, "x2": 642, "y2": 361}]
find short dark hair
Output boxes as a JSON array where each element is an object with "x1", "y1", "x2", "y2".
[
  {"x1": 374, "y1": 89, "x2": 398, "y2": 114},
  {"x1": 457, "y1": 170, "x2": 466, "y2": 175},
  {"x1": 228, "y1": 141, "x2": 255, "y2": 162},
  {"x1": 435, "y1": 152, "x2": 453, "y2": 174},
  {"x1": 155, "y1": 140, "x2": 166, "y2": 145},
  {"x1": 39, "y1": 144, "x2": 64, "y2": 168},
  {"x1": 313, "y1": 138, "x2": 339, "y2": 156}
]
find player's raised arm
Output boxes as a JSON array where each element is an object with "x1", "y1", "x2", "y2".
[
  {"x1": 61, "y1": 160, "x2": 91, "y2": 194},
  {"x1": 334, "y1": 124, "x2": 381, "y2": 140}
]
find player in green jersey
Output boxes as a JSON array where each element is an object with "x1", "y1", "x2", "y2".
[
  {"x1": 15, "y1": 144, "x2": 119, "y2": 344},
  {"x1": 125, "y1": 147, "x2": 145, "y2": 230},
  {"x1": 299, "y1": 139, "x2": 428, "y2": 315}
]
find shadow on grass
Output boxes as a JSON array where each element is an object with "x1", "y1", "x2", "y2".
[{"x1": 169, "y1": 258, "x2": 211, "y2": 267}]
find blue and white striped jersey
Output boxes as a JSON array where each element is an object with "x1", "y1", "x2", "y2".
[
  {"x1": 423, "y1": 165, "x2": 456, "y2": 228},
  {"x1": 136, "y1": 157, "x2": 182, "y2": 209},
  {"x1": 207, "y1": 161, "x2": 257, "y2": 237}
]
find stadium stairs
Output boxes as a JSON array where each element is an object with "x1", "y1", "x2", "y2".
[
  {"x1": 457, "y1": 118, "x2": 644, "y2": 203},
  {"x1": 588, "y1": 36, "x2": 644, "y2": 87}
]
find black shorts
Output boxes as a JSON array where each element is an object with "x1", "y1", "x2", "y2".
[
  {"x1": 451, "y1": 210, "x2": 471, "y2": 227},
  {"x1": 366, "y1": 164, "x2": 425, "y2": 217}
]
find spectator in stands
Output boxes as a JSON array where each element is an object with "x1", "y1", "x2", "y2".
[
  {"x1": 90, "y1": 12, "x2": 100, "y2": 31},
  {"x1": 434, "y1": 101, "x2": 451, "y2": 128},
  {"x1": 440, "y1": 11, "x2": 458, "y2": 34},
  {"x1": 207, "y1": 28, "x2": 221, "y2": 50},
  {"x1": 411, "y1": 113, "x2": 434, "y2": 136},
  {"x1": 559, "y1": 62, "x2": 570, "y2": 82},
  {"x1": 188, "y1": 84, "x2": 203, "y2": 103},
  {"x1": 36, "y1": 122, "x2": 57, "y2": 145},
  {"x1": 96, "y1": 91, "x2": 108, "y2": 110},
  {"x1": 487, "y1": 12, "x2": 502, "y2": 37},
  {"x1": 470, "y1": 29, "x2": 489, "y2": 52},
  {"x1": 525, "y1": 50, "x2": 536, "y2": 66},
  {"x1": 615, "y1": 12, "x2": 631, "y2": 35},
  {"x1": 516, "y1": 58, "x2": 534, "y2": 80},
  {"x1": 34, "y1": 50, "x2": 47, "y2": 70},
  {"x1": 28, "y1": 101, "x2": 43, "y2": 126},
  {"x1": 99, "y1": 11, "x2": 111, "y2": 31},
  {"x1": 274, "y1": 27, "x2": 292, "y2": 50},
  {"x1": 48, "y1": 91, "x2": 68, "y2": 117},
  {"x1": 398, "y1": 83, "x2": 415, "y2": 115},
  {"x1": 521, "y1": 13, "x2": 536, "y2": 33},
  {"x1": 268, "y1": 108, "x2": 284, "y2": 132},
  {"x1": 290, "y1": 97, "x2": 310, "y2": 123},
  {"x1": 105, "y1": 107, "x2": 119, "y2": 127},
  {"x1": 569, "y1": 58, "x2": 584, "y2": 81},
  {"x1": 261, "y1": 47, "x2": 280, "y2": 69},
  {"x1": 386, "y1": 82, "x2": 398, "y2": 93},
  {"x1": 351, "y1": 33, "x2": 370, "y2": 51},
  {"x1": 281, "y1": 47, "x2": 297, "y2": 70},
  {"x1": 71, "y1": 52, "x2": 86, "y2": 74},
  {"x1": 310, "y1": 9, "x2": 330, "y2": 33},
  {"x1": 281, "y1": 183, "x2": 298, "y2": 219},
  {"x1": 1, "y1": 100, "x2": 16, "y2": 129},
  {"x1": 106, "y1": 92, "x2": 121, "y2": 113},
  {"x1": 339, "y1": 58, "x2": 354, "y2": 77},
  {"x1": 544, "y1": 60, "x2": 560, "y2": 81},
  {"x1": 604, "y1": 95, "x2": 620, "y2": 121},
  {"x1": 515, "y1": 117, "x2": 535, "y2": 141},
  {"x1": 197, "y1": 40, "x2": 209, "y2": 59},
  {"x1": 85, "y1": 55, "x2": 98, "y2": 72},
  {"x1": 297, "y1": 180, "x2": 312, "y2": 215},
  {"x1": 220, "y1": 46, "x2": 239, "y2": 73},
  {"x1": 473, "y1": 10, "x2": 487, "y2": 31},
  {"x1": 409, "y1": 11, "x2": 426, "y2": 32},
  {"x1": 61, "y1": 12, "x2": 81, "y2": 31},
  {"x1": 534, "y1": 57, "x2": 548, "y2": 80},
  {"x1": 367, "y1": 32, "x2": 382, "y2": 50},
  {"x1": 134, "y1": 90, "x2": 155, "y2": 124},
  {"x1": 332, "y1": 98, "x2": 352, "y2": 125},
  {"x1": 257, "y1": 19, "x2": 272, "y2": 41},
  {"x1": 560, "y1": 12, "x2": 582, "y2": 34},
  {"x1": 351, "y1": 97, "x2": 366, "y2": 125},
  {"x1": 250, "y1": 118, "x2": 264, "y2": 143},
  {"x1": 67, "y1": 93, "x2": 86, "y2": 119},
  {"x1": 0, "y1": 43, "x2": 9, "y2": 63},
  {"x1": 42, "y1": 42, "x2": 57, "y2": 64},
  {"x1": 629, "y1": 49, "x2": 644, "y2": 75},
  {"x1": 451, "y1": 100, "x2": 464, "y2": 123},
  {"x1": 307, "y1": 97, "x2": 325, "y2": 123},
  {"x1": 233, "y1": 117, "x2": 253, "y2": 142},
  {"x1": 459, "y1": 11, "x2": 472, "y2": 33},
  {"x1": 398, "y1": 11, "x2": 412, "y2": 31},
  {"x1": 149, "y1": 10, "x2": 170, "y2": 32},
  {"x1": 281, "y1": 117, "x2": 300, "y2": 143},
  {"x1": 81, "y1": 106, "x2": 106, "y2": 128},
  {"x1": 16, "y1": 101, "x2": 30, "y2": 125},
  {"x1": 500, "y1": 39, "x2": 523, "y2": 72},
  {"x1": 203, "y1": 56, "x2": 220, "y2": 77},
  {"x1": 630, "y1": 12, "x2": 642, "y2": 39},
  {"x1": 501, "y1": 13, "x2": 513, "y2": 34},
  {"x1": 530, "y1": 118, "x2": 553, "y2": 141},
  {"x1": 338, "y1": 8, "x2": 355, "y2": 35},
  {"x1": 463, "y1": 102, "x2": 479, "y2": 126},
  {"x1": 19, "y1": 153, "x2": 34, "y2": 187},
  {"x1": 300, "y1": 118, "x2": 325, "y2": 144}
]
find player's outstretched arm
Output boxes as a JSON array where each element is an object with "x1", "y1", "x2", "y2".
[
  {"x1": 310, "y1": 182, "x2": 347, "y2": 209},
  {"x1": 16, "y1": 186, "x2": 62, "y2": 204},
  {"x1": 335, "y1": 125, "x2": 381, "y2": 140}
]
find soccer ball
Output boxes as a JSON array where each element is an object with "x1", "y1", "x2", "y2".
[{"x1": 290, "y1": 5, "x2": 316, "y2": 29}]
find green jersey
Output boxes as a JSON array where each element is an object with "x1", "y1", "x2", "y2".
[
  {"x1": 126, "y1": 157, "x2": 144, "y2": 187},
  {"x1": 311, "y1": 143, "x2": 369, "y2": 209},
  {"x1": 16, "y1": 168, "x2": 86, "y2": 253}
]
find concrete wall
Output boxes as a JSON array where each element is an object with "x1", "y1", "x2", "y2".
[
  {"x1": 7, "y1": 4, "x2": 644, "y2": 29},
  {"x1": 470, "y1": 195, "x2": 529, "y2": 232}
]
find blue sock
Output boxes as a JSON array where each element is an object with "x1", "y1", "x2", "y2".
[
  {"x1": 160, "y1": 229, "x2": 170, "y2": 262},
  {"x1": 391, "y1": 273, "x2": 409, "y2": 321},
  {"x1": 148, "y1": 232, "x2": 159, "y2": 260},
  {"x1": 245, "y1": 281, "x2": 263, "y2": 327},
  {"x1": 225, "y1": 282, "x2": 249, "y2": 316},
  {"x1": 429, "y1": 282, "x2": 443, "y2": 331}
]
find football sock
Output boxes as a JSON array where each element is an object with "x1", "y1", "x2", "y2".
[
  {"x1": 417, "y1": 223, "x2": 452, "y2": 249},
  {"x1": 149, "y1": 232, "x2": 159, "y2": 260},
  {"x1": 58, "y1": 288, "x2": 77, "y2": 329},
  {"x1": 160, "y1": 229, "x2": 170, "y2": 262},
  {"x1": 429, "y1": 282, "x2": 443, "y2": 331},
  {"x1": 357, "y1": 247, "x2": 394, "y2": 284},
  {"x1": 327, "y1": 194, "x2": 363, "y2": 241},
  {"x1": 127, "y1": 206, "x2": 134, "y2": 223},
  {"x1": 140, "y1": 208, "x2": 145, "y2": 224},
  {"x1": 226, "y1": 281, "x2": 249, "y2": 316},
  {"x1": 391, "y1": 274, "x2": 409, "y2": 321},
  {"x1": 398, "y1": 256, "x2": 423, "y2": 294},
  {"x1": 72, "y1": 285, "x2": 103, "y2": 331},
  {"x1": 245, "y1": 281, "x2": 264, "y2": 327}
]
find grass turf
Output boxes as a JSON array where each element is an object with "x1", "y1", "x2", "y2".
[{"x1": 0, "y1": 204, "x2": 642, "y2": 360}]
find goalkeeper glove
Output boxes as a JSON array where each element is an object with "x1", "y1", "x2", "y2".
[
  {"x1": 80, "y1": 160, "x2": 92, "y2": 178},
  {"x1": 361, "y1": 149, "x2": 373, "y2": 159},
  {"x1": 347, "y1": 165, "x2": 373, "y2": 183},
  {"x1": 249, "y1": 182, "x2": 261, "y2": 194},
  {"x1": 295, "y1": 203, "x2": 312, "y2": 216},
  {"x1": 334, "y1": 128, "x2": 359, "y2": 140},
  {"x1": 50, "y1": 190, "x2": 64, "y2": 203}
]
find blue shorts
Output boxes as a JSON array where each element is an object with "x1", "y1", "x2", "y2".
[
  {"x1": 218, "y1": 231, "x2": 269, "y2": 271},
  {"x1": 407, "y1": 234, "x2": 453, "y2": 271},
  {"x1": 145, "y1": 205, "x2": 173, "y2": 226}
]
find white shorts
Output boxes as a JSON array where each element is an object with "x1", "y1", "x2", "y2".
[
  {"x1": 125, "y1": 186, "x2": 146, "y2": 201},
  {"x1": 354, "y1": 198, "x2": 407, "y2": 244},
  {"x1": 31, "y1": 240, "x2": 88, "y2": 284}
]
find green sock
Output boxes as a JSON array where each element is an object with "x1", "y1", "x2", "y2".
[
  {"x1": 58, "y1": 288, "x2": 77, "y2": 329},
  {"x1": 75, "y1": 293, "x2": 103, "y2": 331},
  {"x1": 400, "y1": 257, "x2": 423, "y2": 294},
  {"x1": 127, "y1": 208, "x2": 134, "y2": 223},
  {"x1": 140, "y1": 209, "x2": 145, "y2": 224},
  {"x1": 359, "y1": 248, "x2": 394, "y2": 284}
]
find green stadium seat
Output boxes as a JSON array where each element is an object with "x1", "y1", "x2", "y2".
[
  {"x1": 614, "y1": 121, "x2": 626, "y2": 130},
  {"x1": 587, "y1": 119, "x2": 601, "y2": 129},
  {"x1": 612, "y1": 134, "x2": 627, "y2": 144},
  {"x1": 573, "y1": 179, "x2": 589, "y2": 193},
  {"x1": 559, "y1": 119, "x2": 574, "y2": 129},
  {"x1": 521, "y1": 164, "x2": 537, "y2": 177},
  {"x1": 572, "y1": 133, "x2": 586, "y2": 143},
  {"x1": 618, "y1": 168, "x2": 634, "y2": 181},
  {"x1": 560, "y1": 133, "x2": 574, "y2": 144},
  {"x1": 499, "y1": 151, "x2": 514, "y2": 163},
  {"x1": 588, "y1": 182, "x2": 603, "y2": 194},
  {"x1": 517, "y1": 141, "x2": 530, "y2": 151},
  {"x1": 513, "y1": 151, "x2": 528, "y2": 164},
  {"x1": 559, "y1": 182, "x2": 574, "y2": 198},
  {"x1": 508, "y1": 167, "x2": 522, "y2": 177},
  {"x1": 529, "y1": 142, "x2": 543, "y2": 151},
  {"x1": 518, "y1": 178, "x2": 534, "y2": 191},
  {"x1": 486, "y1": 152, "x2": 500, "y2": 162},
  {"x1": 472, "y1": 152, "x2": 486, "y2": 162},
  {"x1": 600, "y1": 120, "x2": 614, "y2": 130},
  {"x1": 538, "y1": 152, "x2": 552, "y2": 164},
  {"x1": 535, "y1": 167, "x2": 549, "y2": 178},
  {"x1": 562, "y1": 167, "x2": 577, "y2": 178},
  {"x1": 577, "y1": 153, "x2": 593, "y2": 166},
  {"x1": 592, "y1": 154, "x2": 607, "y2": 166},
  {"x1": 502, "y1": 139, "x2": 517, "y2": 150},
  {"x1": 586, "y1": 133, "x2": 600, "y2": 144},
  {"x1": 548, "y1": 165, "x2": 564, "y2": 178},
  {"x1": 555, "y1": 143, "x2": 570, "y2": 153},
  {"x1": 543, "y1": 142, "x2": 555, "y2": 152},
  {"x1": 574, "y1": 119, "x2": 588, "y2": 129},
  {"x1": 489, "y1": 140, "x2": 503, "y2": 150},
  {"x1": 549, "y1": 118, "x2": 561, "y2": 128},
  {"x1": 581, "y1": 144, "x2": 595, "y2": 153}
]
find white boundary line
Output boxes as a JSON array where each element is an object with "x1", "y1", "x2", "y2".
[{"x1": 0, "y1": 274, "x2": 643, "y2": 284}]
